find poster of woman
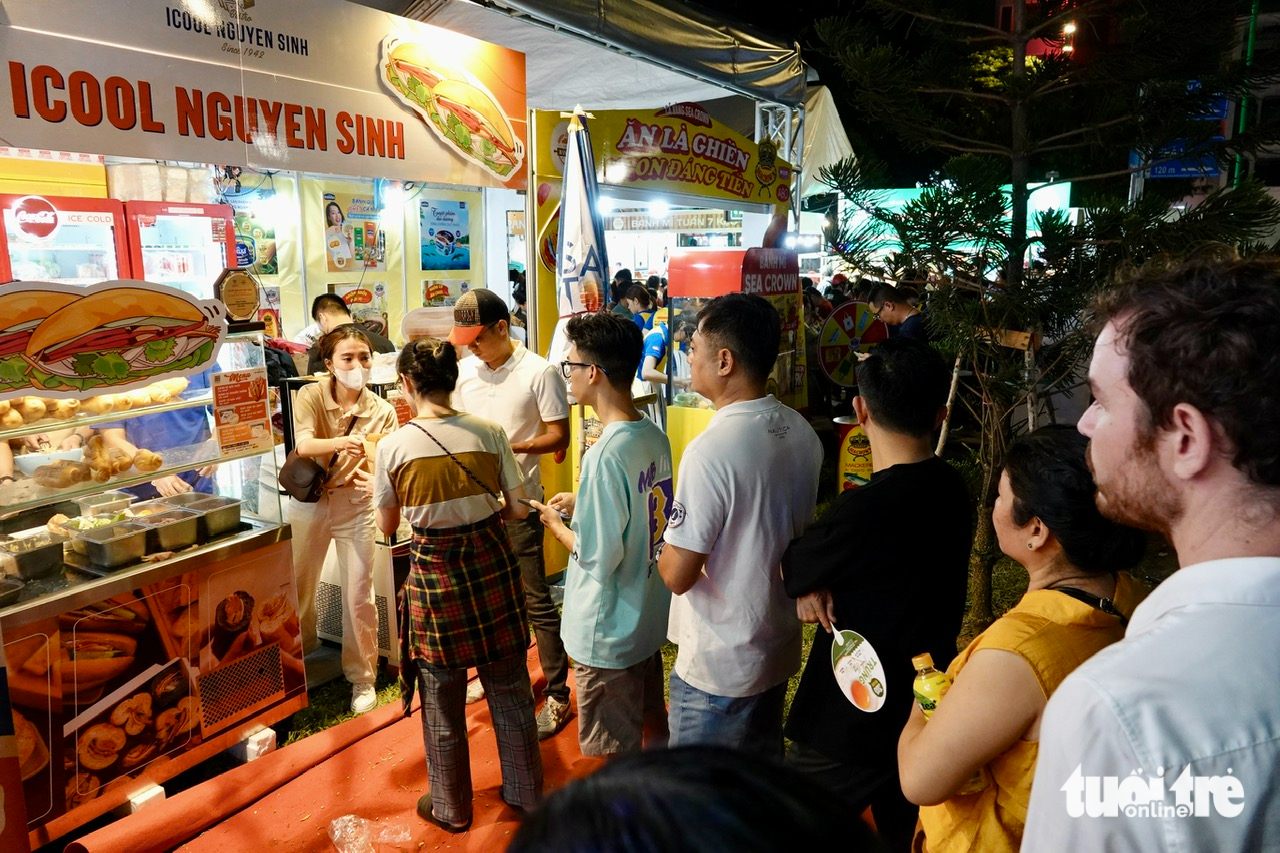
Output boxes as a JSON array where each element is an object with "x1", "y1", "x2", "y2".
[{"x1": 323, "y1": 192, "x2": 385, "y2": 273}]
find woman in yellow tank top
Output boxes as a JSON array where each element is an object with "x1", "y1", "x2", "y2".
[{"x1": 897, "y1": 426, "x2": 1148, "y2": 853}]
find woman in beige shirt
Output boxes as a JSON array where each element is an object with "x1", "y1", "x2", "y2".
[{"x1": 287, "y1": 326, "x2": 398, "y2": 714}]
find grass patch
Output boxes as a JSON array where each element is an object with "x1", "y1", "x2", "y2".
[{"x1": 275, "y1": 670, "x2": 403, "y2": 747}]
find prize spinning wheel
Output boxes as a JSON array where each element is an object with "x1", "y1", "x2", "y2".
[{"x1": 818, "y1": 301, "x2": 888, "y2": 387}]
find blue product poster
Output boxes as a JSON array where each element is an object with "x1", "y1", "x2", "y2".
[{"x1": 421, "y1": 199, "x2": 472, "y2": 271}]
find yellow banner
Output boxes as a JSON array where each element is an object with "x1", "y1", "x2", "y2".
[{"x1": 534, "y1": 104, "x2": 793, "y2": 207}]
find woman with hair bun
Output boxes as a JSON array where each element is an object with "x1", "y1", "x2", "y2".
[
  {"x1": 373, "y1": 337, "x2": 541, "y2": 833},
  {"x1": 897, "y1": 425, "x2": 1148, "y2": 853}
]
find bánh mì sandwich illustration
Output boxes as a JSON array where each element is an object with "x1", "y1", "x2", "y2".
[
  {"x1": 0, "y1": 289, "x2": 81, "y2": 392},
  {"x1": 25, "y1": 287, "x2": 224, "y2": 392},
  {"x1": 381, "y1": 39, "x2": 525, "y2": 179}
]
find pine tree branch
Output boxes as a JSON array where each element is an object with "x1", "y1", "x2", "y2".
[
  {"x1": 1034, "y1": 116, "x2": 1135, "y2": 147},
  {"x1": 915, "y1": 126, "x2": 1013, "y2": 156},
  {"x1": 871, "y1": 4, "x2": 1008, "y2": 39},
  {"x1": 1019, "y1": 0, "x2": 1112, "y2": 41},
  {"x1": 917, "y1": 87, "x2": 1013, "y2": 103}
]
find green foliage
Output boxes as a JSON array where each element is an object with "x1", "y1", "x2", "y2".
[{"x1": 819, "y1": 0, "x2": 1280, "y2": 639}]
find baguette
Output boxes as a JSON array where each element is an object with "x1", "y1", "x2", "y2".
[{"x1": 16, "y1": 396, "x2": 46, "y2": 423}]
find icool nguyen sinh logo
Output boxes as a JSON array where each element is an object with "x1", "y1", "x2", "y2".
[{"x1": 1060, "y1": 764, "x2": 1245, "y2": 819}]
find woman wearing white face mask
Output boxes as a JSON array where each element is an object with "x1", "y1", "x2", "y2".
[{"x1": 287, "y1": 326, "x2": 398, "y2": 713}]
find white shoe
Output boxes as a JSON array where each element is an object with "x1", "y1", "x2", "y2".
[
  {"x1": 536, "y1": 695, "x2": 573, "y2": 740},
  {"x1": 465, "y1": 680, "x2": 485, "y2": 704},
  {"x1": 351, "y1": 683, "x2": 377, "y2": 714}
]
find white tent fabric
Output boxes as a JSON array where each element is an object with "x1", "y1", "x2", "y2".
[
  {"x1": 405, "y1": 0, "x2": 763, "y2": 109},
  {"x1": 800, "y1": 86, "x2": 856, "y2": 197},
  {"x1": 365, "y1": 0, "x2": 854, "y2": 195},
  {"x1": 700, "y1": 87, "x2": 858, "y2": 198}
]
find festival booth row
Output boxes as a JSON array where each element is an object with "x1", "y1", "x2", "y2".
[
  {"x1": 527, "y1": 107, "x2": 808, "y2": 505},
  {"x1": 0, "y1": 0, "x2": 529, "y2": 847}
]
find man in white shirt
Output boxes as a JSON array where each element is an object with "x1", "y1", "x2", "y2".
[
  {"x1": 1023, "y1": 255, "x2": 1280, "y2": 851},
  {"x1": 449, "y1": 289, "x2": 573, "y2": 738},
  {"x1": 658, "y1": 293, "x2": 823, "y2": 757}
]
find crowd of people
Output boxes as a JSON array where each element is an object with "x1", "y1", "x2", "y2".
[{"x1": 281, "y1": 251, "x2": 1277, "y2": 850}]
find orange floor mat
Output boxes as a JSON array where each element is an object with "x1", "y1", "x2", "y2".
[{"x1": 68, "y1": 647, "x2": 601, "y2": 853}]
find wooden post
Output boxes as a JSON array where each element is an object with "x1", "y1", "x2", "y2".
[{"x1": 936, "y1": 352, "x2": 963, "y2": 456}]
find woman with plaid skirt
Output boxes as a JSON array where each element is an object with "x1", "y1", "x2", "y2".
[{"x1": 374, "y1": 338, "x2": 543, "y2": 833}]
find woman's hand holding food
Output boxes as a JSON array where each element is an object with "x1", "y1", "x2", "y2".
[{"x1": 336, "y1": 434, "x2": 365, "y2": 458}]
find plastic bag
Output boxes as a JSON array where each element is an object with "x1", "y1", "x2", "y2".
[{"x1": 328, "y1": 814, "x2": 412, "y2": 853}]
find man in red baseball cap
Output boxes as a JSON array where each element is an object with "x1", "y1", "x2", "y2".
[
  {"x1": 448, "y1": 289, "x2": 511, "y2": 347},
  {"x1": 448, "y1": 288, "x2": 574, "y2": 737}
]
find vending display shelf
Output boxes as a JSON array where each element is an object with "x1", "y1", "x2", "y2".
[
  {"x1": 0, "y1": 391, "x2": 214, "y2": 443},
  {"x1": 0, "y1": 439, "x2": 267, "y2": 518},
  {"x1": 0, "y1": 518, "x2": 286, "y2": 622}
]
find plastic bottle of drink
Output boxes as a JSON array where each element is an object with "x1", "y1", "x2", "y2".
[
  {"x1": 912, "y1": 652, "x2": 950, "y2": 719},
  {"x1": 912, "y1": 652, "x2": 989, "y2": 795}
]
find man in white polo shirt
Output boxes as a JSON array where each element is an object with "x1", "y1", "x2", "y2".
[
  {"x1": 450, "y1": 289, "x2": 573, "y2": 738},
  {"x1": 658, "y1": 292, "x2": 823, "y2": 756}
]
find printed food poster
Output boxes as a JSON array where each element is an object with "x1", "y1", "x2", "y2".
[
  {"x1": 211, "y1": 368, "x2": 272, "y2": 456},
  {"x1": 422, "y1": 280, "x2": 468, "y2": 306},
  {"x1": 322, "y1": 192, "x2": 384, "y2": 273},
  {"x1": 201, "y1": 565, "x2": 303, "y2": 692},
  {"x1": 259, "y1": 287, "x2": 283, "y2": 339},
  {"x1": 330, "y1": 283, "x2": 390, "y2": 338},
  {"x1": 420, "y1": 199, "x2": 471, "y2": 271},
  {"x1": 0, "y1": 629, "x2": 33, "y2": 851},
  {"x1": 382, "y1": 38, "x2": 526, "y2": 183},
  {"x1": 4, "y1": 585, "x2": 200, "y2": 821},
  {"x1": 0, "y1": 281, "x2": 227, "y2": 403},
  {"x1": 224, "y1": 185, "x2": 279, "y2": 277},
  {"x1": 830, "y1": 628, "x2": 887, "y2": 713},
  {"x1": 2, "y1": 546, "x2": 303, "y2": 828}
]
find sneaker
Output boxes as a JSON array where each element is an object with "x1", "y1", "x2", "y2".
[
  {"x1": 465, "y1": 680, "x2": 485, "y2": 704},
  {"x1": 536, "y1": 695, "x2": 572, "y2": 740},
  {"x1": 351, "y1": 683, "x2": 377, "y2": 714}
]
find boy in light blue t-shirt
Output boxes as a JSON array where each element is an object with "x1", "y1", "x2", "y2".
[{"x1": 532, "y1": 313, "x2": 673, "y2": 756}]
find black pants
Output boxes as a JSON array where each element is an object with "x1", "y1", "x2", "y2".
[{"x1": 786, "y1": 739, "x2": 917, "y2": 853}]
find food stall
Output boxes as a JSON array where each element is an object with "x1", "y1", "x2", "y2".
[
  {"x1": 527, "y1": 107, "x2": 799, "y2": 507},
  {"x1": 0, "y1": 0, "x2": 529, "y2": 846},
  {"x1": 0, "y1": 279, "x2": 297, "y2": 850},
  {"x1": 662, "y1": 247, "x2": 808, "y2": 472}
]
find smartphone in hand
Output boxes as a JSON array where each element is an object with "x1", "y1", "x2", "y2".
[{"x1": 519, "y1": 497, "x2": 570, "y2": 520}]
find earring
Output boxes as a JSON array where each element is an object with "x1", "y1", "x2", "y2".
[{"x1": 1026, "y1": 542, "x2": 1034, "y2": 550}]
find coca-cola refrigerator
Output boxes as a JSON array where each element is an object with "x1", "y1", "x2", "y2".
[
  {"x1": 124, "y1": 201, "x2": 236, "y2": 299},
  {"x1": 0, "y1": 194, "x2": 129, "y2": 284}
]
